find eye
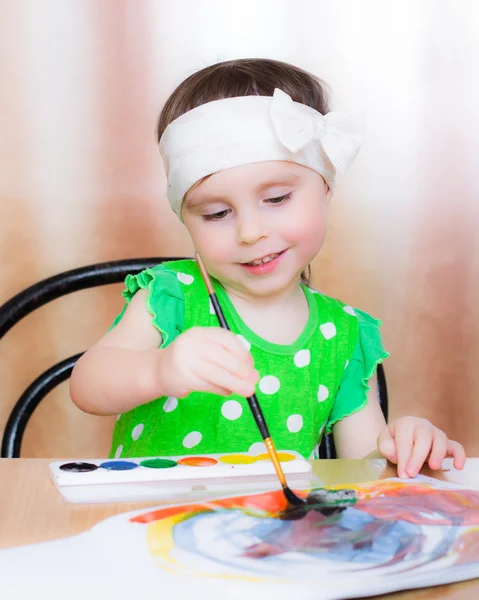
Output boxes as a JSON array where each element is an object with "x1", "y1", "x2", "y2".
[
  {"x1": 203, "y1": 209, "x2": 231, "y2": 222},
  {"x1": 266, "y1": 192, "x2": 292, "y2": 205}
]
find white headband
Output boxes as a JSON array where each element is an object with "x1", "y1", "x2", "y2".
[{"x1": 159, "y1": 88, "x2": 363, "y2": 218}]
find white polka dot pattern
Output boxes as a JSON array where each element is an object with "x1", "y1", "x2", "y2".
[
  {"x1": 110, "y1": 261, "x2": 364, "y2": 460},
  {"x1": 221, "y1": 400, "x2": 243, "y2": 420},
  {"x1": 259, "y1": 375, "x2": 280, "y2": 394},
  {"x1": 177, "y1": 272, "x2": 194, "y2": 285},
  {"x1": 249, "y1": 441, "x2": 267, "y2": 455},
  {"x1": 287, "y1": 414, "x2": 303, "y2": 433},
  {"x1": 163, "y1": 397, "x2": 178, "y2": 412},
  {"x1": 293, "y1": 349, "x2": 310, "y2": 367},
  {"x1": 131, "y1": 423, "x2": 144, "y2": 441},
  {"x1": 320, "y1": 322, "x2": 337, "y2": 340},
  {"x1": 183, "y1": 431, "x2": 202, "y2": 448},
  {"x1": 318, "y1": 385, "x2": 329, "y2": 402}
]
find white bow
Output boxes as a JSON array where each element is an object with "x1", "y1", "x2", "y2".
[{"x1": 269, "y1": 88, "x2": 363, "y2": 173}]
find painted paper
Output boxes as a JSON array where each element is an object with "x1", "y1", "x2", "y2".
[{"x1": 1, "y1": 476, "x2": 479, "y2": 600}]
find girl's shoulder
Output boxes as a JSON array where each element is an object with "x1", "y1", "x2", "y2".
[
  {"x1": 136, "y1": 258, "x2": 198, "y2": 278},
  {"x1": 152, "y1": 258, "x2": 197, "y2": 272},
  {"x1": 305, "y1": 286, "x2": 382, "y2": 328},
  {"x1": 121, "y1": 259, "x2": 201, "y2": 298},
  {"x1": 112, "y1": 259, "x2": 201, "y2": 346}
]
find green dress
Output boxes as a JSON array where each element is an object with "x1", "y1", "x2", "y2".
[{"x1": 109, "y1": 260, "x2": 388, "y2": 459}]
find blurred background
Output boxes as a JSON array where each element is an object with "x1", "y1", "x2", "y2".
[{"x1": 1, "y1": 0, "x2": 478, "y2": 457}]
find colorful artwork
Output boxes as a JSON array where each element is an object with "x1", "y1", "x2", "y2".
[
  {"x1": 1, "y1": 476, "x2": 479, "y2": 600},
  {"x1": 131, "y1": 477, "x2": 479, "y2": 591}
]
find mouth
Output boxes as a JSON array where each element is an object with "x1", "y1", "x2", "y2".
[
  {"x1": 243, "y1": 251, "x2": 284, "y2": 266},
  {"x1": 239, "y1": 250, "x2": 287, "y2": 275}
]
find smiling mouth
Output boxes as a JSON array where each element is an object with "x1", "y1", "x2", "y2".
[{"x1": 244, "y1": 251, "x2": 284, "y2": 266}]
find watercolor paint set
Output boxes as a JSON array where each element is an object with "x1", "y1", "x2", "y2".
[{"x1": 49, "y1": 450, "x2": 312, "y2": 504}]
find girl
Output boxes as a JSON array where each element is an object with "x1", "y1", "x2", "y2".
[{"x1": 70, "y1": 58, "x2": 465, "y2": 478}]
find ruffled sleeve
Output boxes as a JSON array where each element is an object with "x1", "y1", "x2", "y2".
[
  {"x1": 109, "y1": 264, "x2": 185, "y2": 348},
  {"x1": 326, "y1": 308, "x2": 389, "y2": 432}
]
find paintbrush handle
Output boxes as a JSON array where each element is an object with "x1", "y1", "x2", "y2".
[
  {"x1": 195, "y1": 254, "x2": 306, "y2": 505},
  {"x1": 246, "y1": 394, "x2": 270, "y2": 440},
  {"x1": 209, "y1": 292, "x2": 270, "y2": 439},
  {"x1": 210, "y1": 294, "x2": 230, "y2": 330}
]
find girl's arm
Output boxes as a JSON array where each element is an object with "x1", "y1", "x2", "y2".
[
  {"x1": 70, "y1": 289, "x2": 258, "y2": 417},
  {"x1": 332, "y1": 375, "x2": 466, "y2": 477},
  {"x1": 70, "y1": 290, "x2": 165, "y2": 416},
  {"x1": 332, "y1": 375, "x2": 386, "y2": 459}
]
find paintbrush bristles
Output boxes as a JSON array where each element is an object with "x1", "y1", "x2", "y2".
[{"x1": 195, "y1": 253, "x2": 214, "y2": 295}]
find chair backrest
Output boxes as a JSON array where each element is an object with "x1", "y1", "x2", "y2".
[
  {"x1": 1, "y1": 258, "x2": 388, "y2": 457},
  {"x1": 0, "y1": 258, "x2": 185, "y2": 458}
]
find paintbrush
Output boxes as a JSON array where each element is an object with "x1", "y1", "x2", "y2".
[{"x1": 195, "y1": 252, "x2": 306, "y2": 507}]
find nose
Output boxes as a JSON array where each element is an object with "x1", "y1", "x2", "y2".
[{"x1": 236, "y1": 213, "x2": 269, "y2": 245}]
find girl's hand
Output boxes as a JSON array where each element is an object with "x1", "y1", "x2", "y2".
[
  {"x1": 377, "y1": 417, "x2": 466, "y2": 478},
  {"x1": 158, "y1": 327, "x2": 259, "y2": 399}
]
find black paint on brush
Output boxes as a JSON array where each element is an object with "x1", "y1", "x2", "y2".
[
  {"x1": 279, "y1": 488, "x2": 357, "y2": 520},
  {"x1": 284, "y1": 486, "x2": 307, "y2": 507}
]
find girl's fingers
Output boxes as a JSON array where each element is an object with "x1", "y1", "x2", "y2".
[
  {"x1": 393, "y1": 423, "x2": 415, "y2": 478},
  {"x1": 377, "y1": 428, "x2": 397, "y2": 463},
  {"x1": 376, "y1": 418, "x2": 467, "y2": 478},
  {"x1": 206, "y1": 328, "x2": 254, "y2": 364},
  {"x1": 406, "y1": 433, "x2": 434, "y2": 477},
  {"x1": 192, "y1": 361, "x2": 256, "y2": 398},
  {"x1": 427, "y1": 429, "x2": 448, "y2": 470},
  {"x1": 447, "y1": 440, "x2": 467, "y2": 470},
  {"x1": 202, "y1": 348, "x2": 258, "y2": 386},
  {"x1": 190, "y1": 374, "x2": 234, "y2": 397}
]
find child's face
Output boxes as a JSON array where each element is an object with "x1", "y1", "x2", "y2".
[{"x1": 182, "y1": 161, "x2": 331, "y2": 298}]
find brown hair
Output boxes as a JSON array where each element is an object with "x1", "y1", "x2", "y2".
[{"x1": 156, "y1": 58, "x2": 331, "y2": 286}]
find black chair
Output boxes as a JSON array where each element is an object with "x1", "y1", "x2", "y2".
[
  {"x1": 0, "y1": 259, "x2": 388, "y2": 458},
  {"x1": 0, "y1": 258, "x2": 187, "y2": 458}
]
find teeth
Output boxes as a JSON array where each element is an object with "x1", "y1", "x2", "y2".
[{"x1": 248, "y1": 252, "x2": 280, "y2": 266}]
